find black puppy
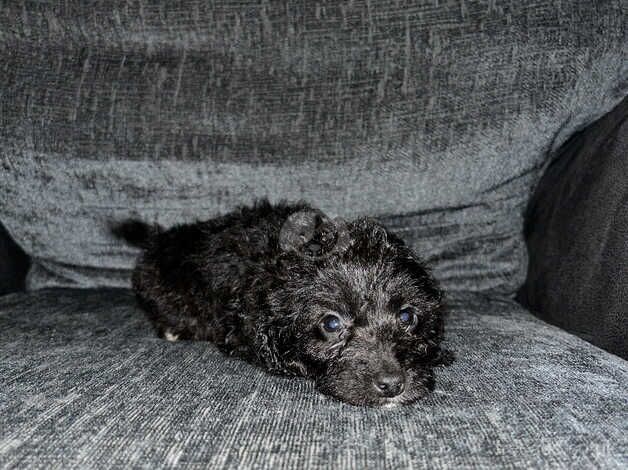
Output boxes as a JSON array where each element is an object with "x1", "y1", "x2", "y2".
[{"x1": 113, "y1": 200, "x2": 450, "y2": 406}]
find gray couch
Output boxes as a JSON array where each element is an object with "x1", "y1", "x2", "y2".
[{"x1": 1, "y1": 2, "x2": 626, "y2": 468}]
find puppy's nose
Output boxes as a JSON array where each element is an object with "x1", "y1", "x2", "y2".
[{"x1": 373, "y1": 372, "x2": 405, "y2": 397}]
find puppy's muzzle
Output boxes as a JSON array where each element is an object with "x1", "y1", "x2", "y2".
[{"x1": 373, "y1": 369, "x2": 405, "y2": 397}]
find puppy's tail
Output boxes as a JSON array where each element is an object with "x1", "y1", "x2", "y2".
[{"x1": 111, "y1": 219, "x2": 161, "y2": 249}]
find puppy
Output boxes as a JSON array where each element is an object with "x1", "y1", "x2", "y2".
[{"x1": 113, "y1": 199, "x2": 450, "y2": 406}]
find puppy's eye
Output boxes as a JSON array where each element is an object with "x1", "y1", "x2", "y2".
[
  {"x1": 321, "y1": 314, "x2": 342, "y2": 333},
  {"x1": 399, "y1": 307, "x2": 416, "y2": 329}
]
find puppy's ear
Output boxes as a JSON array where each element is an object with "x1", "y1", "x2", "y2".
[
  {"x1": 279, "y1": 209, "x2": 350, "y2": 258},
  {"x1": 386, "y1": 231, "x2": 409, "y2": 249},
  {"x1": 345, "y1": 217, "x2": 399, "y2": 258},
  {"x1": 407, "y1": 258, "x2": 443, "y2": 304},
  {"x1": 394, "y1": 243, "x2": 443, "y2": 307},
  {"x1": 253, "y1": 315, "x2": 302, "y2": 375}
]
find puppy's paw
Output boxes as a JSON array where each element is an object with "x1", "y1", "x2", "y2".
[{"x1": 163, "y1": 329, "x2": 179, "y2": 342}]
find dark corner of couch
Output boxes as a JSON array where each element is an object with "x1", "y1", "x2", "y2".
[
  {"x1": 0, "y1": 222, "x2": 30, "y2": 296},
  {"x1": 518, "y1": 95, "x2": 628, "y2": 359}
]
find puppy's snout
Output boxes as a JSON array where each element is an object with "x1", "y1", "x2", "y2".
[{"x1": 373, "y1": 371, "x2": 405, "y2": 397}]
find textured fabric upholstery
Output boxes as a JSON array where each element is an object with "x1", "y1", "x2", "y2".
[
  {"x1": 519, "y1": 97, "x2": 628, "y2": 358},
  {"x1": 1, "y1": 1, "x2": 626, "y2": 294},
  {"x1": 1, "y1": 288, "x2": 626, "y2": 468},
  {"x1": 1, "y1": 3, "x2": 627, "y2": 468}
]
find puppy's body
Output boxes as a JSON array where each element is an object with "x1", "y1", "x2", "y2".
[{"x1": 114, "y1": 200, "x2": 449, "y2": 406}]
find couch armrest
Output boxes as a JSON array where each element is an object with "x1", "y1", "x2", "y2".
[
  {"x1": 518, "y1": 96, "x2": 628, "y2": 358},
  {"x1": 0, "y1": 222, "x2": 30, "y2": 296}
]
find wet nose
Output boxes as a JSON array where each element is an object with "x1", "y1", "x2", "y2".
[{"x1": 373, "y1": 371, "x2": 405, "y2": 397}]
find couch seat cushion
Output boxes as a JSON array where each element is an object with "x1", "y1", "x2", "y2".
[{"x1": 1, "y1": 289, "x2": 626, "y2": 468}]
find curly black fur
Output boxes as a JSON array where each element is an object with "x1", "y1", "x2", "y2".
[{"x1": 113, "y1": 199, "x2": 451, "y2": 406}]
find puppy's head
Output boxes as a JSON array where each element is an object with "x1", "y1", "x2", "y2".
[{"x1": 271, "y1": 217, "x2": 448, "y2": 406}]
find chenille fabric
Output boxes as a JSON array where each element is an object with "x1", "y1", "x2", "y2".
[
  {"x1": 1, "y1": 288, "x2": 626, "y2": 468},
  {"x1": 1, "y1": 1, "x2": 626, "y2": 294},
  {"x1": 1, "y1": 3, "x2": 627, "y2": 468}
]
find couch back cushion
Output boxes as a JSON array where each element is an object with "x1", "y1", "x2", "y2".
[
  {"x1": 0, "y1": 1, "x2": 626, "y2": 294},
  {"x1": 519, "y1": 97, "x2": 628, "y2": 358}
]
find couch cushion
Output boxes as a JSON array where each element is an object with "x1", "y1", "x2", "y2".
[
  {"x1": 1, "y1": 1, "x2": 626, "y2": 294},
  {"x1": 1, "y1": 289, "x2": 626, "y2": 468},
  {"x1": 519, "y1": 96, "x2": 628, "y2": 359}
]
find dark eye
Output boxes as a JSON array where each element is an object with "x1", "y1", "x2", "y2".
[
  {"x1": 322, "y1": 314, "x2": 342, "y2": 333},
  {"x1": 399, "y1": 307, "x2": 416, "y2": 328}
]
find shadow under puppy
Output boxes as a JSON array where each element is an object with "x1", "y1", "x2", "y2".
[{"x1": 113, "y1": 200, "x2": 451, "y2": 406}]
